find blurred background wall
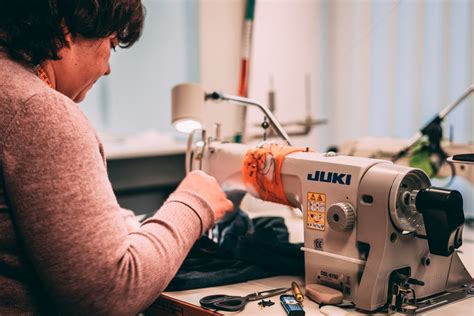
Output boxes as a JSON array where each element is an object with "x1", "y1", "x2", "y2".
[{"x1": 246, "y1": 0, "x2": 472, "y2": 150}]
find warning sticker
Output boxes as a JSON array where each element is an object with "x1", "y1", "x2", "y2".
[{"x1": 307, "y1": 192, "x2": 326, "y2": 231}]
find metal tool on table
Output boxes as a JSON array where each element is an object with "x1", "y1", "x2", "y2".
[
  {"x1": 291, "y1": 281, "x2": 304, "y2": 303},
  {"x1": 172, "y1": 83, "x2": 474, "y2": 314},
  {"x1": 199, "y1": 287, "x2": 290, "y2": 312},
  {"x1": 258, "y1": 299, "x2": 275, "y2": 308}
]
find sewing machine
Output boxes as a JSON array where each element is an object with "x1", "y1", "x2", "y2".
[{"x1": 186, "y1": 137, "x2": 473, "y2": 314}]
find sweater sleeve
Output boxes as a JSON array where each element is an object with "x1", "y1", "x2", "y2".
[
  {"x1": 1, "y1": 92, "x2": 214, "y2": 315},
  {"x1": 119, "y1": 208, "x2": 140, "y2": 233}
]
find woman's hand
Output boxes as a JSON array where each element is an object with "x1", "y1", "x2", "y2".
[{"x1": 175, "y1": 170, "x2": 234, "y2": 222}]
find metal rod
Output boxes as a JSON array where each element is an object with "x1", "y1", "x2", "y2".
[
  {"x1": 439, "y1": 84, "x2": 474, "y2": 119},
  {"x1": 206, "y1": 92, "x2": 292, "y2": 146}
]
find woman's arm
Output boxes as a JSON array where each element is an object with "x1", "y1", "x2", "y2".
[
  {"x1": 119, "y1": 208, "x2": 140, "y2": 233},
  {"x1": 1, "y1": 91, "x2": 215, "y2": 315}
]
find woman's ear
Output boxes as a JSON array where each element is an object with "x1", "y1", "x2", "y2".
[
  {"x1": 64, "y1": 32, "x2": 73, "y2": 47},
  {"x1": 61, "y1": 21, "x2": 73, "y2": 48},
  {"x1": 55, "y1": 24, "x2": 73, "y2": 59}
]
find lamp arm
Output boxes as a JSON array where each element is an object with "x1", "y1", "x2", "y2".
[
  {"x1": 392, "y1": 84, "x2": 474, "y2": 162},
  {"x1": 206, "y1": 92, "x2": 292, "y2": 146}
]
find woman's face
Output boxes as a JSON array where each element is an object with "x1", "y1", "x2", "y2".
[{"x1": 52, "y1": 34, "x2": 118, "y2": 103}]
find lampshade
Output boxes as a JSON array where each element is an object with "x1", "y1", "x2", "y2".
[{"x1": 172, "y1": 83, "x2": 206, "y2": 133}]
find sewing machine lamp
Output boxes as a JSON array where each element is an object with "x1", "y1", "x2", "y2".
[{"x1": 172, "y1": 83, "x2": 205, "y2": 133}]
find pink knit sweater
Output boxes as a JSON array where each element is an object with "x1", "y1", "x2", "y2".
[{"x1": 0, "y1": 53, "x2": 214, "y2": 315}]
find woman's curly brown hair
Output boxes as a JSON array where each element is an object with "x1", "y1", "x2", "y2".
[{"x1": 0, "y1": 0, "x2": 145, "y2": 66}]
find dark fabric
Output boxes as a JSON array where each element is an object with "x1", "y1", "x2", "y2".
[
  {"x1": 235, "y1": 217, "x2": 304, "y2": 276},
  {"x1": 166, "y1": 191, "x2": 304, "y2": 291}
]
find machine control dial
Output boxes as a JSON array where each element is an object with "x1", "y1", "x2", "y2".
[{"x1": 327, "y1": 202, "x2": 356, "y2": 232}]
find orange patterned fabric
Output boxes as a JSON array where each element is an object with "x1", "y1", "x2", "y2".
[{"x1": 242, "y1": 144, "x2": 308, "y2": 206}]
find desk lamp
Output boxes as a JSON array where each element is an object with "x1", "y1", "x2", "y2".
[{"x1": 171, "y1": 83, "x2": 292, "y2": 146}]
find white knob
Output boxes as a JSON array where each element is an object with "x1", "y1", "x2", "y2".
[{"x1": 327, "y1": 202, "x2": 356, "y2": 232}]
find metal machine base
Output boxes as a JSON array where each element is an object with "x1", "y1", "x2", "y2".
[{"x1": 395, "y1": 282, "x2": 474, "y2": 314}]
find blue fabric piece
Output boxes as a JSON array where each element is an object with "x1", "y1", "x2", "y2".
[{"x1": 166, "y1": 191, "x2": 304, "y2": 291}]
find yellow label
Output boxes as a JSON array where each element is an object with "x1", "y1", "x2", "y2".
[{"x1": 307, "y1": 192, "x2": 326, "y2": 231}]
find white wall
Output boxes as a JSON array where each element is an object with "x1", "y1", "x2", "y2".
[
  {"x1": 246, "y1": 0, "x2": 473, "y2": 149},
  {"x1": 199, "y1": 0, "x2": 246, "y2": 139},
  {"x1": 247, "y1": 0, "x2": 322, "y2": 148}
]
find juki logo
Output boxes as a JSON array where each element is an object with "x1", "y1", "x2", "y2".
[{"x1": 307, "y1": 170, "x2": 352, "y2": 185}]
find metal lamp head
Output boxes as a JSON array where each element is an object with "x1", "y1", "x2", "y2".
[{"x1": 172, "y1": 83, "x2": 206, "y2": 133}]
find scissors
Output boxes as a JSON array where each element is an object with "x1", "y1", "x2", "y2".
[{"x1": 199, "y1": 287, "x2": 290, "y2": 312}]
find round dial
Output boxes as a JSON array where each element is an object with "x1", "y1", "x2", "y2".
[{"x1": 327, "y1": 202, "x2": 356, "y2": 232}]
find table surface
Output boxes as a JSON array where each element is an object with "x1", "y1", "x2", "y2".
[{"x1": 163, "y1": 196, "x2": 474, "y2": 315}]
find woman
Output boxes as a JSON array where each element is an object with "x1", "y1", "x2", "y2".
[{"x1": 0, "y1": 1, "x2": 233, "y2": 314}]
